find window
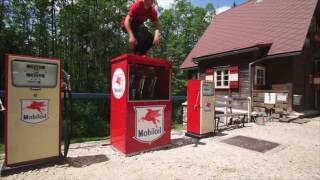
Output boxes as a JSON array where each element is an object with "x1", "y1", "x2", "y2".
[
  {"x1": 215, "y1": 68, "x2": 229, "y2": 88},
  {"x1": 255, "y1": 66, "x2": 265, "y2": 86}
]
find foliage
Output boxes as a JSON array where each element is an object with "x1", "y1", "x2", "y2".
[
  {"x1": 69, "y1": 100, "x2": 109, "y2": 138},
  {"x1": 152, "y1": 0, "x2": 215, "y2": 95}
]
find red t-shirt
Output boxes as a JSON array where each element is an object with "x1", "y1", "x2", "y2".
[{"x1": 121, "y1": 0, "x2": 158, "y2": 28}]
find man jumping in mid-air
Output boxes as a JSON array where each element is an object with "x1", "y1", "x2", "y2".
[{"x1": 121, "y1": 0, "x2": 160, "y2": 55}]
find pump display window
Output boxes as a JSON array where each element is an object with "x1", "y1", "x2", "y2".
[{"x1": 128, "y1": 63, "x2": 170, "y2": 101}]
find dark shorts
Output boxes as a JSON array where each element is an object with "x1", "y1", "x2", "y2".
[{"x1": 123, "y1": 21, "x2": 154, "y2": 55}]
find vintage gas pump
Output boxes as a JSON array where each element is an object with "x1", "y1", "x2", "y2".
[
  {"x1": 111, "y1": 54, "x2": 172, "y2": 155},
  {"x1": 186, "y1": 80, "x2": 215, "y2": 138},
  {"x1": 2, "y1": 54, "x2": 64, "y2": 173}
]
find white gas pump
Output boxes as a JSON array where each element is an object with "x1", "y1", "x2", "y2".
[{"x1": 1, "y1": 54, "x2": 64, "y2": 175}]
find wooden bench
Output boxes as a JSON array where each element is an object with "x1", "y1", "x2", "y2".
[{"x1": 215, "y1": 113, "x2": 248, "y2": 131}]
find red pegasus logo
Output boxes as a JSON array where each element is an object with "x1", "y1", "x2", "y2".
[
  {"x1": 26, "y1": 101, "x2": 46, "y2": 113},
  {"x1": 141, "y1": 109, "x2": 161, "y2": 128},
  {"x1": 116, "y1": 77, "x2": 122, "y2": 86}
]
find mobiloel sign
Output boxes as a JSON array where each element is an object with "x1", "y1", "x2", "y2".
[
  {"x1": 21, "y1": 99, "x2": 49, "y2": 123},
  {"x1": 112, "y1": 68, "x2": 126, "y2": 99},
  {"x1": 134, "y1": 106, "x2": 165, "y2": 143}
]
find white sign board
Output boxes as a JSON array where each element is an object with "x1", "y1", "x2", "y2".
[
  {"x1": 264, "y1": 93, "x2": 276, "y2": 104},
  {"x1": 134, "y1": 106, "x2": 165, "y2": 143},
  {"x1": 112, "y1": 68, "x2": 126, "y2": 99},
  {"x1": 21, "y1": 99, "x2": 49, "y2": 123},
  {"x1": 276, "y1": 93, "x2": 288, "y2": 102},
  {"x1": 12, "y1": 60, "x2": 58, "y2": 88},
  {"x1": 202, "y1": 82, "x2": 214, "y2": 96}
]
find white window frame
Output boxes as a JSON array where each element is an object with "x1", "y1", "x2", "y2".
[
  {"x1": 255, "y1": 66, "x2": 266, "y2": 86},
  {"x1": 214, "y1": 68, "x2": 230, "y2": 89}
]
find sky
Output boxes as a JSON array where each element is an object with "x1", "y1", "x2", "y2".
[{"x1": 158, "y1": 0, "x2": 247, "y2": 14}]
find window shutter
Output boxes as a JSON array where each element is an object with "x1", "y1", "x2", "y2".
[
  {"x1": 205, "y1": 68, "x2": 213, "y2": 75},
  {"x1": 229, "y1": 66, "x2": 239, "y2": 89},
  {"x1": 205, "y1": 68, "x2": 213, "y2": 81}
]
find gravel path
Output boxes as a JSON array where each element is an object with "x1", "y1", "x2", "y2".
[{"x1": 1, "y1": 117, "x2": 320, "y2": 180}]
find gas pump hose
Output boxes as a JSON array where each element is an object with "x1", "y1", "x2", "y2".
[
  {"x1": 63, "y1": 89, "x2": 73, "y2": 158},
  {"x1": 62, "y1": 69, "x2": 73, "y2": 158}
]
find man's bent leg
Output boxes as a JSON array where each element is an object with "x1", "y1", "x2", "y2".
[{"x1": 134, "y1": 26, "x2": 154, "y2": 55}]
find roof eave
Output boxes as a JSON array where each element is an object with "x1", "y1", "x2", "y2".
[
  {"x1": 180, "y1": 66, "x2": 198, "y2": 71},
  {"x1": 194, "y1": 42, "x2": 275, "y2": 63}
]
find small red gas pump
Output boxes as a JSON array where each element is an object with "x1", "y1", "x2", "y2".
[
  {"x1": 110, "y1": 54, "x2": 172, "y2": 155},
  {"x1": 186, "y1": 80, "x2": 215, "y2": 138}
]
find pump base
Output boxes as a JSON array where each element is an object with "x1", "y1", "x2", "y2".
[
  {"x1": 1, "y1": 155, "x2": 65, "y2": 177},
  {"x1": 185, "y1": 132, "x2": 215, "y2": 139}
]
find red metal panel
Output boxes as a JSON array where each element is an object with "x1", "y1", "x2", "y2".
[
  {"x1": 187, "y1": 80, "x2": 201, "y2": 135},
  {"x1": 112, "y1": 54, "x2": 173, "y2": 68},
  {"x1": 125, "y1": 101, "x2": 171, "y2": 154},
  {"x1": 110, "y1": 59, "x2": 128, "y2": 154}
]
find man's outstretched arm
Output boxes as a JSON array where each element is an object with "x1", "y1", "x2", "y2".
[
  {"x1": 153, "y1": 20, "x2": 160, "y2": 46},
  {"x1": 124, "y1": 15, "x2": 137, "y2": 49}
]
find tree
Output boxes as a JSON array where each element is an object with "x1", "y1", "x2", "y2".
[{"x1": 152, "y1": 0, "x2": 215, "y2": 95}]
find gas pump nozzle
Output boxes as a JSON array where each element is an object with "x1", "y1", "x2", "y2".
[
  {"x1": 148, "y1": 76, "x2": 158, "y2": 98},
  {"x1": 0, "y1": 98, "x2": 5, "y2": 111},
  {"x1": 138, "y1": 75, "x2": 146, "y2": 99},
  {"x1": 62, "y1": 69, "x2": 71, "y2": 92}
]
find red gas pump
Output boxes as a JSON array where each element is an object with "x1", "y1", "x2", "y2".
[
  {"x1": 110, "y1": 54, "x2": 172, "y2": 155},
  {"x1": 186, "y1": 80, "x2": 215, "y2": 138}
]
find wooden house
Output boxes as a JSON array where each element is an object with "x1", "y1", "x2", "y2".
[{"x1": 181, "y1": 0, "x2": 320, "y2": 118}]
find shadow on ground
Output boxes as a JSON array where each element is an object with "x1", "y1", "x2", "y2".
[{"x1": 67, "y1": 154, "x2": 109, "y2": 168}]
